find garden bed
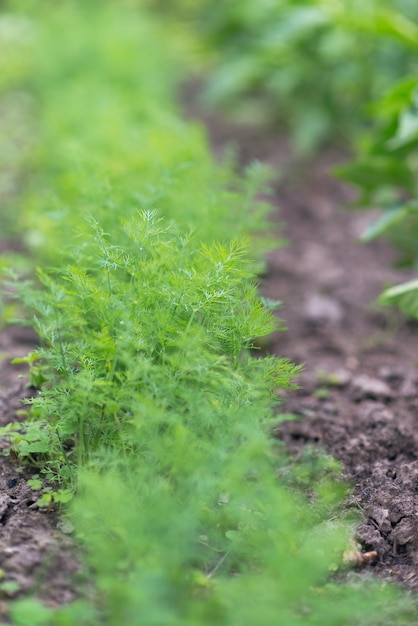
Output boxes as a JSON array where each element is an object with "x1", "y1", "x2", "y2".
[
  {"x1": 2, "y1": 3, "x2": 418, "y2": 623},
  {"x1": 2, "y1": 118, "x2": 418, "y2": 611}
]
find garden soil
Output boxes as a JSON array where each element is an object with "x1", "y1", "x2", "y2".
[
  {"x1": 0, "y1": 324, "x2": 80, "y2": 613},
  {"x1": 267, "y1": 149, "x2": 418, "y2": 591},
  {"x1": 268, "y1": 152, "x2": 418, "y2": 591},
  {"x1": 2, "y1": 112, "x2": 418, "y2": 610},
  {"x1": 204, "y1": 116, "x2": 418, "y2": 591}
]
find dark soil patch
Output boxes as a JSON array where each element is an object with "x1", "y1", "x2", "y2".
[
  {"x1": 0, "y1": 326, "x2": 80, "y2": 616},
  {"x1": 269, "y1": 161, "x2": 418, "y2": 589},
  {"x1": 190, "y1": 96, "x2": 418, "y2": 590},
  {"x1": 266, "y1": 155, "x2": 418, "y2": 590}
]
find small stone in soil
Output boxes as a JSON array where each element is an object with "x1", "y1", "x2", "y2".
[
  {"x1": 391, "y1": 517, "x2": 417, "y2": 547},
  {"x1": 305, "y1": 293, "x2": 344, "y2": 325},
  {"x1": 351, "y1": 375, "x2": 394, "y2": 401}
]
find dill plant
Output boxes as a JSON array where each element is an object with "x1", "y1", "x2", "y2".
[
  {"x1": 0, "y1": 2, "x2": 417, "y2": 625},
  {"x1": 0, "y1": 0, "x2": 273, "y2": 264},
  {"x1": 7, "y1": 211, "x2": 297, "y2": 476},
  {"x1": 7, "y1": 212, "x2": 416, "y2": 625}
]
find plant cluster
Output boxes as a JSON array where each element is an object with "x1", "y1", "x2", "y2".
[
  {"x1": 6, "y1": 215, "x2": 296, "y2": 480},
  {"x1": 0, "y1": 1, "x2": 273, "y2": 261},
  {"x1": 0, "y1": 1, "x2": 416, "y2": 625},
  {"x1": 337, "y1": 63, "x2": 418, "y2": 316},
  {"x1": 151, "y1": 0, "x2": 418, "y2": 151}
]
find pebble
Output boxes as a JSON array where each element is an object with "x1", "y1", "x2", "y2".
[
  {"x1": 305, "y1": 293, "x2": 343, "y2": 325},
  {"x1": 368, "y1": 506, "x2": 392, "y2": 534},
  {"x1": 356, "y1": 402, "x2": 394, "y2": 424},
  {"x1": 399, "y1": 378, "x2": 417, "y2": 399},
  {"x1": 391, "y1": 517, "x2": 417, "y2": 546},
  {"x1": 56, "y1": 519, "x2": 74, "y2": 535},
  {"x1": 0, "y1": 495, "x2": 11, "y2": 521},
  {"x1": 351, "y1": 375, "x2": 394, "y2": 401}
]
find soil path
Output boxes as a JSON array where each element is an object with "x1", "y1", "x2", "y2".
[
  {"x1": 268, "y1": 153, "x2": 418, "y2": 590},
  {"x1": 0, "y1": 325, "x2": 79, "y2": 612},
  {"x1": 205, "y1": 116, "x2": 418, "y2": 590}
]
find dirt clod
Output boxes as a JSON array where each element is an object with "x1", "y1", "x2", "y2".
[{"x1": 351, "y1": 375, "x2": 394, "y2": 402}]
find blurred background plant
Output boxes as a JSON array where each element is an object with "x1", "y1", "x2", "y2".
[
  {"x1": 338, "y1": 75, "x2": 418, "y2": 263},
  {"x1": 150, "y1": 0, "x2": 418, "y2": 152},
  {"x1": 0, "y1": 0, "x2": 274, "y2": 263},
  {"x1": 334, "y1": 37, "x2": 418, "y2": 317}
]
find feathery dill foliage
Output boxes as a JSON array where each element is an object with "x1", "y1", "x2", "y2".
[
  {"x1": 7, "y1": 211, "x2": 297, "y2": 478},
  {"x1": 1, "y1": 2, "x2": 417, "y2": 625},
  {"x1": 9, "y1": 215, "x2": 416, "y2": 624},
  {"x1": 0, "y1": 0, "x2": 274, "y2": 262}
]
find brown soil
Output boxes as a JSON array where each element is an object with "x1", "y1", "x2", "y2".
[
  {"x1": 267, "y1": 154, "x2": 418, "y2": 590},
  {"x1": 205, "y1": 117, "x2": 418, "y2": 590},
  {"x1": 0, "y1": 326, "x2": 80, "y2": 616}
]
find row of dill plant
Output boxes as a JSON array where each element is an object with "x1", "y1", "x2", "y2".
[{"x1": 0, "y1": 1, "x2": 417, "y2": 624}]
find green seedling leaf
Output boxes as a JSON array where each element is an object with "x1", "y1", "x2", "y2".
[
  {"x1": 389, "y1": 107, "x2": 418, "y2": 148},
  {"x1": 53, "y1": 488, "x2": 74, "y2": 504},
  {"x1": 314, "y1": 387, "x2": 330, "y2": 400},
  {"x1": 11, "y1": 352, "x2": 41, "y2": 366},
  {"x1": 36, "y1": 493, "x2": 53, "y2": 508},
  {"x1": 27, "y1": 477, "x2": 43, "y2": 490},
  {"x1": 337, "y1": 158, "x2": 415, "y2": 193},
  {"x1": 360, "y1": 205, "x2": 410, "y2": 242},
  {"x1": 381, "y1": 278, "x2": 418, "y2": 300},
  {"x1": 380, "y1": 278, "x2": 418, "y2": 319},
  {"x1": 0, "y1": 580, "x2": 20, "y2": 596},
  {"x1": 9, "y1": 598, "x2": 52, "y2": 626}
]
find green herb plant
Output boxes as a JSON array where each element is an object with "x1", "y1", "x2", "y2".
[
  {"x1": 6, "y1": 215, "x2": 415, "y2": 625},
  {"x1": 4, "y1": 211, "x2": 298, "y2": 477},
  {"x1": 2, "y1": 0, "x2": 273, "y2": 266},
  {"x1": 0, "y1": 1, "x2": 417, "y2": 625}
]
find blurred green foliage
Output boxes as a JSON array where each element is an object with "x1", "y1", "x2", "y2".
[
  {"x1": 339, "y1": 77, "x2": 418, "y2": 265},
  {"x1": 0, "y1": 1, "x2": 274, "y2": 259},
  {"x1": 151, "y1": 0, "x2": 418, "y2": 152},
  {"x1": 336, "y1": 63, "x2": 418, "y2": 317}
]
